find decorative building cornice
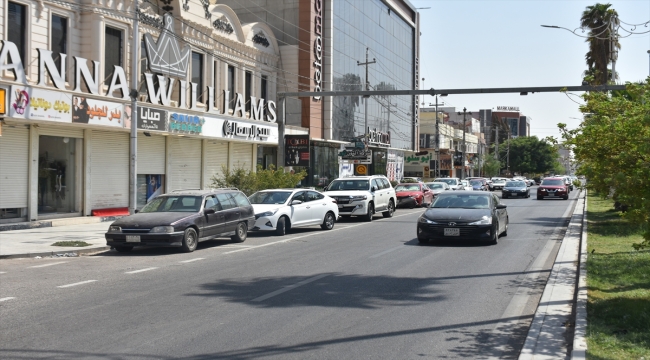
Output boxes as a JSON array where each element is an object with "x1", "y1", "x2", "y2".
[
  {"x1": 212, "y1": 16, "x2": 234, "y2": 34},
  {"x1": 252, "y1": 31, "x2": 270, "y2": 47}
]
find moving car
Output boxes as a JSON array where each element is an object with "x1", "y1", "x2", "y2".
[
  {"x1": 502, "y1": 180, "x2": 530, "y2": 199},
  {"x1": 537, "y1": 177, "x2": 569, "y2": 200},
  {"x1": 416, "y1": 191, "x2": 508, "y2": 245},
  {"x1": 424, "y1": 182, "x2": 451, "y2": 197},
  {"x1": 491, "y1": 178, "x2": 507, "y2": 191},
  {"x1": 394, "y1": 183, "x2": 434, "y2": 208},
  {"x1": 324, "y1": 175, "x2": 396, "y2": 221},
  {"x1": 105, "y1": 189, "x2": 255, "y2": 253},
  {"x1": 461, "y1": 180, "x2": 473, "y2": 191},
  {"x1": 469, "y1": 178, "x2": 489, "y2": 191},
  {"x1": 248, "y1": 189, "x2": 338, "y2": 236},
  {"x1": 433, "y1": 177, "x2": 464, "y2": 190}
]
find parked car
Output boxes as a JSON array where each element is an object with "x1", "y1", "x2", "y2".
[
  {"x1": 469, "y1": 178, "x2": 489, "y2": 191},
  {"x1": 461, "y1": 180, "x2": 473, "y2": 191},
  {"x1": 502, "y1": 180, "x2": 530, "y2": 199},
  {"x1": 324, "y1": 175, "x2": 396, "y2": 221},
  {"x1": 433, "y1": 177, "x2": 464, "y2": 190},
  {"x1": 416, "y1": 191, "x2": 508, "y2": 245},
  {"x1": 563, "y1": 176, "x2": 574, "y2": 191},
  {"x1": 537, "y1": 177, "x2": 569, "y2": 200},
  {"x1": 424, "y1": 182, "x2": 451, "y2": 197},
  {"x1": 105, "y1": 189, "x2": 255, "y2": 253},
  {"x1": 248, "y1": 189, "x2": 338, "y2": 236},
  {"x1": 394, "y1": 183, "x2": 434, "y2": 208},
  {"x1": 525, "y1": 178, "x2": 535, "y2": 187},
  {"x1": 491, "y1": 178, "x2": 507, "y2": 191}
]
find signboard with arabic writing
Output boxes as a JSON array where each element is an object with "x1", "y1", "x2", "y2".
[
  {"x1": 340, "y1": 149, "x2": 372, "y2": 164},
  {"x1": 136, "y1": 106, "x2": 167, "y2": 131},
  {"x1": 405, "y1": 153, "x2": 432, "y2": 165},
  {"x1": 72, "y1": 96, "x2": 123, "y2": 127},
  {"x1": 9, "y1": 86, "x2": 72, "y2": 122}
]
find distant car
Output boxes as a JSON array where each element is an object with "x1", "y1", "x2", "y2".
[
  {"x1": 491, "y1": 178, "x2": 507, "y2": 191},
  {"x1": 248, "y1": 189, "x2": 339, "y2": 236},
  {"x1": 424, "y1": 182, "x2": 451, "y2": 197},
  {"x1": 469, "y1": 179, "x2": 489, "y2": 191},
  {"x1": 324, "y1": 175, "x2": 396, "y2": 221},
  {"x1": 461, "y1": 180, "x2": 473, "y2": 191},
  {"x1": 105, "y1": 189, "x2": 255, "y2": 253},
  {"x1": 525, "y1": 179, "x2": 535, "y2": 187},
  {"x1": 537, "y1": 177, "x2": 569, "y2": 200},
  {"x1": 416, "y1": 191, "x2": 509, "y2": 245},
  {"x1": 502, "y1": 180, "x2": 530, "y2": 199},
  {"x1": 394, "y1": 183, "x2": 434, "y2": 208},
  {"x1": 402, "y1": 177, "x2": 423, "y2": 183},
  {"x1": 433, "y1": 177, "x2": 463, "y2": 191}
]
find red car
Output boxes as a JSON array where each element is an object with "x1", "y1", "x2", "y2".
[
  {"x1": 395, "y1": 183, "x2": 434, "y2": 208},
  {"x1": 537, "y1": 177, "x2": 569, "y2": 200}
]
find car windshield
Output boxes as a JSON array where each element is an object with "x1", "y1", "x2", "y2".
[
  {"x1": 435, "y1": 179, "x2": 457, "y2": 185},
  {"x1": 505, "y1": 181, "x2": 525, "y2": 187},
  {"x1": 395, "y1": 184, "x2": 421, "y2": 191},
  {"x1": 326, "y1": 180, "x2": 369, "y2": 191},
  {"x1": 542, "y1": 179, "x2": 564, "y2": 186},
  {"x1": 431, "y1": 194, "x2": 491, "y2": 209},
  {"x1": 248, "y1": 191, "x2": 291, "y2": 204},
  {"x1": 470, "y1": 180, "x2": 483, "y2": 186},
  {"x1": 140, "y1": 196, "x2": 202, "y2": 213},
  {"x1": 426, "y1": 183, "x2": 444, "y2": 190}
]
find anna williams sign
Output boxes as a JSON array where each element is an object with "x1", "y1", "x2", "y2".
[
  {"x1": 137, "y1": 106, "x2": 167, "y2": 131},
  {"x1": 285, "y1": 135, "x2": 310, "y2": 166}
]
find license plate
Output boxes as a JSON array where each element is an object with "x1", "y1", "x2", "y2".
[
  {"x1": 444, "y1": 228, "x2": 460, "y2": 236},
  {"x1": 126, "y1": 235, "x2": 141, "y2": 242}
]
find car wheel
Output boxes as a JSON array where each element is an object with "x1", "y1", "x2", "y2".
[
  {"x1": 564, "y1": 195, "x2": 569, "y2": 200},
  {"x1": 320, "y1": 212, "x2": 335, "y2": 230},
  {"x1": 181, "y1": 228, "x2": 198, "y2": 252},
  {"x1": 231, "y1": 222, "x2": 248, "y2": 243},
  {"x1": 490, "y1": 222, "x2": 499, "y2": 245},
  {"x1": 275, "y1": 216, "x2": 288, "y2": 236},
  {"x1": 364, "y1": 203, "x2": 374, "y2": 222},
  {"x1": 114, "y1": 245, "x2": 133, "y2": 253},
  {"x1": 382, "y1": 200, "x2": 395, "y2": 218},
  {"x1": 501, "y1": 218, "x2": 508, "y2": 237}
]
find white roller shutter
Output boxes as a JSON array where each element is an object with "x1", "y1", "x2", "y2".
[
  {"x1": 90, "y1": 131, "x2": 129, "y2": 210},
  {"x1": 0, "y1": 126, "x2": 29, "y2": 208},
  {"x1": 169, "y1": 137, "x2": 201, "y2": 191},
  {"x1": 137, "y1": 134, "x2": 166, "y2": 174},
  {"x1": 39, "y1": 126, "x2": 84, "y2": 138},
  {"x1": 231, "y1": 143, "x2": 253, "y2": 171},
  {"x1": 204, "y1": 141, "x2": 228, "y2": 187}
]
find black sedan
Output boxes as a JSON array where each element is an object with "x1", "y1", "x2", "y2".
[
  {"x1": 105, "y1": 189, "x2": 255, "y2": 253},
  {"x1": 416, "y1": 191, "x2": 508, "y2": 245},
  {"x1": 502, "y1": 180, "x2": 530, "y2": 199}
]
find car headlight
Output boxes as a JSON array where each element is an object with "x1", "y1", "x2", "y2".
[
  {"x1": 468, "y1": 216, "x2": 492, "y2": 225},
  {"x1": 419, "y1": 217, "x2": 437, "y2": 224},
  {"x1": 150, "y1": 226, "x2": 174, "y2": 233},
  {"x1": 350, "y1": 195, "x2": 367, "y2": 201},
  {"x1": 108, "y1": 225, "x2": 121, "y2": 233},
  {"x1": 256, "y1": 209, "x2": 279, "y2": 218}
]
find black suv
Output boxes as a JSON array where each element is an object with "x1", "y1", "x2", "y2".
[{"x1": 105, "y1": 189, "x2": 255, "y2": 253}]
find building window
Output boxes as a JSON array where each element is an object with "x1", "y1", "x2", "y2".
[
  {"x1": 261, "y1": 75, "x2": 268, "y2": 101},
  {"x1": 104, "y1": 26, "x2": 123, "y2": 81},
  {"x1": 8, "y1": 2, "x2": 27, "y2": 63},
  {"x1": 51, "y1": 14, "x2": 67, "y2": 72},
  {"x1": 245, "y1": 71, "x2": 252, "y2": 113},
  {"x1": 227, "y1": 64, "x2": 236, "y2": 111},
  {"x1": 191, "y1": 52, "x2": 204, "y2": 102}
]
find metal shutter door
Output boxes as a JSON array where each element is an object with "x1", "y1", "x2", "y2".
[
  {"x1": 39, "y1": 126, "x2": 84, "y2": 138},
  {"x1": 169, "y1": 137, "x2": 201, "y2": 191},
  {"x1": 90, "y1": 131, "x2": 129, "y2": 209},
  {"x1": 231, "y1": 143, "x2": 253, "y2": 171},
  {"x1": 0, "y1": 127, "x2": 29, "y2": 208},
  {"x1": 204, "y1": 141, "x2": 228, "y2": 187},
  {"x1": 137, "y1": 135, "x2": 166, "y2": 174}
]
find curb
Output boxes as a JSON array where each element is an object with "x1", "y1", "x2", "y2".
[
  {"x1": 0, "y1": 246, "x2": 112, "y2": 260},
  {"x1": 0, "y1": 216, "x2": 123, "y2": 232},
  {"x1": 571, "y1": 192, "x2": 588, "y2": 359}
]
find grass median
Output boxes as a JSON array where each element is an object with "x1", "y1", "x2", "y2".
[{"x1": 586, "y1": 193, "x2": 650, "y2": 359}]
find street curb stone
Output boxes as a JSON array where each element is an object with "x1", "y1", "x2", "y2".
[
  {"x1": 0, "y1": 246, "x2": 112, "y2": 260},
  {"x1": 571, "y1": 192, "x2": 588, "y2": 359}
]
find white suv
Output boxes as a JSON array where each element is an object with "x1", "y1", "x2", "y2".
[
  {"x1": 433, "y1": 177, "x2": 464, "y2": 190},
  {"x1": 324, "y1": 175, "x2": 396, "y2": 221}
]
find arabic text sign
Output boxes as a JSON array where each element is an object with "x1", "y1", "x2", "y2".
[
  {"x1": 137, "y1": 106, "x2": 167, "y2": 131},
  {"x1": 72, "y1": 96, "x2": 123, "y2": 127},
  {"x1": 10, "y1": 86, "x2": 72, "y2": 122},
  {"x1": 406, "y1": 154, "x2": 432, "y2": 165},
  {"x1": 341, "y1": 149, "x2": 372, "y2": 164}
]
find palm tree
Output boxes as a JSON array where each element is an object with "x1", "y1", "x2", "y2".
[{"x1": 580, "y1": 3, "x2": 620, "y2": 85}]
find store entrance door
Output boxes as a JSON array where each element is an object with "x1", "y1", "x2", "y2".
[{"x1": 38, "y1": 135, "x2": 79, "y2": 215}]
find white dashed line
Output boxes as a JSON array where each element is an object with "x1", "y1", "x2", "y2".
[
  {"x1": 369, "y1": 246, "x2": 403, "y2": 259},
  {"x1": 252, "y1": 274, "x2": 330, "y2": 302},
  {"x1": 0, "y1": 272, "x2": 6, "y2": 274},
  {"x1": 179, "y1": 258, "x2": 205, "y2": 263},
  {"x1": 30, "y1": 261, "x2": 68, "y2": 268},
  {"x1": 57, "y1": 280, "x2": 97, "y2": 288},
  {"x1": 125, "y1": 267, "x2": 158, "y2": 274},
  {"x1": 0, "y1": 297, "x2": 16, "y2": 302}
]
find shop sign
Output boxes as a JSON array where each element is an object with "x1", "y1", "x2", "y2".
[
  {"x1": 0, "y1": 88, "x2": 6, "y2": 115},
  {"x1": 284, "y1": 135, "x2": 310, "y2": 166},
  {"x1": 222, "y1": 119, "x2": 271, "y2": 140},
  {"x1": 339, "y1": 149, "x2": 372, "y2": 164},
  {"x1": 367, "y1": 127, "x2": 390, "y2": 146},
  {"x1": 72, "y1": 96, "x2": 123, "y2": 127},
  {"x1": 496, "y1": 106, "x2": 519, "y2": 111},
  {"x1": 405, "y1": 153, "x2": 432, "y2": 165},
  {"x1": 170, "y1": 112, "x2": 204, "y2": 134},
  {"x1": 137, "y1": 106, "x2": 167, "y2": 131},
  {"x1": 440, "y1": 154, "x2": 452, "y2": 170},
  {"x1": 312, "y1": 0, "x2": 323, "y2": 101},
  {"x1": 9, "y1": 86, "x2": 71, "y2": 122}
]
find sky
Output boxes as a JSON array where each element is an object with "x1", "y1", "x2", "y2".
[{"x1": 410, "y1": 0, "x2": 650, "y2": 141}]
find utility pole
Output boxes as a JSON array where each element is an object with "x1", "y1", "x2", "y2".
[
  {"x1": 457, "y1": 107, "x2": 471, "y2": 180},
  {"x1": 434, "y1": 96, "x2": 442, "y2": 178},
  {"x1": 494, "y1": 125, "x2": 499, "y2": 160},
  {"x1": 357, "y1": 48, "x2": 375, "y2": 142},
  {"x1": 128, "y1": 0, "x2": 139, "y2": 214}
]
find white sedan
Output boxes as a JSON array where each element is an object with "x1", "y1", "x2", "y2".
[{"x1": 248, "y1": 189, "x2": 339, "y2": 236}]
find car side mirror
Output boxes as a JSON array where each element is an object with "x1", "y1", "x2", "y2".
[
  {"x1": 371, "y1": 186, "x2": 377, "y2": 192},
  {"x1": 291, "y1": 200, "x2": 303, "y2": 205},
  {"x1": 204, "y1": 208, "x2": 215, "y2": 215},
  {"x1": 496, "y1": 204, "x2": 507, "y2": 209}
]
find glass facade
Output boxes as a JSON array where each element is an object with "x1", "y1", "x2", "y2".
[{"x1": 332, "y1": 0, "x2": 415, "y2": 150}]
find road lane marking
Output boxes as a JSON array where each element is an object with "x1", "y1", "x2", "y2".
[
  {"x1": 0, "y1": 297, "x2": 16, "y2": 302},
  {"x1": 220, "y1": 244, "x2": 254, "y2": 248},
  {"x1": 180, "y1": 258, "x2": 205, "y2": 263},
  {"x1": 30, "y1": 261, "x2": 68, "y2": 268},
  {"x1": 125, "y1": 267, "x2": 158, "y2": 274},
  {"x1": 369, "y1": 246, "x2": 403, "y2": 259},
  {"x1": 58, "y1": 280, "x2": 97, "y2": 288},
  {"x1": 252, "y1": 274, "x2": 330, "y2": 302},
  {"x1": 0, "y1": 272, "x2": 6, "y2": 274}
]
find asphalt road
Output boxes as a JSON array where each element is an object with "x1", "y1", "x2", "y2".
[{"x1": 0, "y1": 186, "x2": 579, "y2": 359}]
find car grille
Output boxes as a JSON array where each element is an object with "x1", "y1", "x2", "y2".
[
  {"x1": 333, "y1": 197, "x2": 350, "y2": 204},
  {"x1": 121, "y1": 229, "x2": 151, "y2": 234},
  {"x1": 426, "y1": 224, "x2": 481, "y2": 236}
]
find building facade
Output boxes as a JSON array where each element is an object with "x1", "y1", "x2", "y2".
[
  {"x1": 221, "y1": 0, "x2": 420, "y2": 185},
  {"x1": 0, "y1": 0, "x2": 290, "y2": 223}
]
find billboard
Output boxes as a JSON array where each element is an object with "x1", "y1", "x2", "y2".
[{"x1": 285, "y1": 135, "x2": 310, "y2": 166}]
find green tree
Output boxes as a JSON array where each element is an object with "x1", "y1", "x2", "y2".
[
  {"x1": 580, "y1": 3, "x2": 620, "y2": 85},
  {"x1": 497, "y1": 136, "x2": 558, "y2": 175},
  {"x1": 481, "y1": 156, "x2": 501, "y2": 177},
  {"x1": 211, "y1": 165, "x2": 307, "y2": 196},
  {"x1": 559, "y1": 80, "x2": 650, "y2": 248}
]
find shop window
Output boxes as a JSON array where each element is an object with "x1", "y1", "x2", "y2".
[
  {"x1": 38, "y1": 136, "x2": 77, "y2": 214},
  {"x1": 261, "y1": 75, "x2": 268, "y2": 101},
  {"x1": 192, "y1": 52, "x2": 204, "y2": 103},
  {"x1": 227, "y1": 65, "x2": 236, "y2": 112},
  {"x1": 104, "y1": 26, "x2": 123, "y2": 82},
  {"x1": 8, "y1": 2, "x2": 27, "y2": 63},
  {"x1": 51, "y1": 14, "x2": 67, "y2": 77},
  {"x1": 136, "y1": 175, "x2": 164, "y2": 209},
  {"x1": 245, "y1": 71, "x2": 252, "y2": 113}
]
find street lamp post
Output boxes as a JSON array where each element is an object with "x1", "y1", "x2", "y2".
[
  {"x1": 357, "y1": 47, "x2": 375, "y2": 143},
  {"x1": 457, "y1": 107, "x2": 471, "y2": 180}
]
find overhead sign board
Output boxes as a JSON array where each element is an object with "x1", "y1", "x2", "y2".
[{"x1": 339, "y1": 149, "x2": 372, "y2": 164}]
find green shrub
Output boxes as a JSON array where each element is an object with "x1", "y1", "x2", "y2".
[{"x1": 210, "y1": 165, "x2": 307, "y2": 196}]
